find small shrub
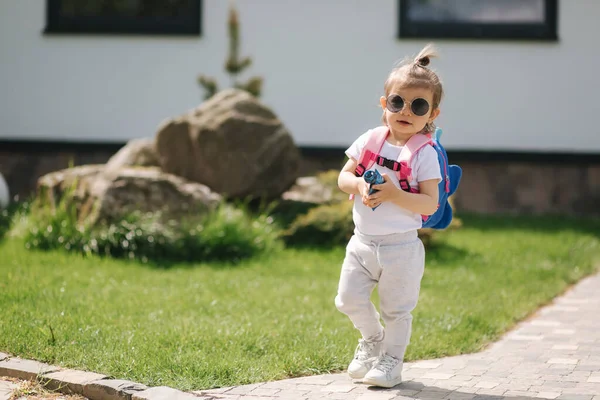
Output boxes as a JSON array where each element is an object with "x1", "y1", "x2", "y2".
[
  {"x1": 280, "y1": 169, "x2": 462, "y2": 248},
  {"x1": 282, "y1": 200, "x2": 354, "y2": 247},
  {"x1": 22, "y1": 195, "x2": 282, "y2": 265},
  {"x1": 0, "y1": 201, "x2": 31, "y2": 241},
  {"x1": 0, "y1": 208, "x2": 11, "y2": 240}
]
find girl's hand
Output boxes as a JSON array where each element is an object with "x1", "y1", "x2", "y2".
[
  {"x1": 367, "y1": 173, "x2": 401, "y2": 208},
  {"x1": 356, "y1": 178, "x2": 371, "y2": 206}
]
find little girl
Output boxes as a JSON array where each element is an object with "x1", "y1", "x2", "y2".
[{"x1": 335, "y1": 43, "x2": 444, "y2": 388}]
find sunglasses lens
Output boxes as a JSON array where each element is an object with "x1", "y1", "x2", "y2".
[
  {"x1": 387, "y1": 95, "x2": 404, "y2": 113},
  {"x1": 411, "y1": 98, "x2": 430, "y2": 116}
]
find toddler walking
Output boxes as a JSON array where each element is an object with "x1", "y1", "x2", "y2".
[{"x1": 335, "y1": 43, "x2": 444, "y2": 388}]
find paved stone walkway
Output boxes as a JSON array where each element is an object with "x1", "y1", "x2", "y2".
[{"x1": 195, "y1": 272, "x2": 600, "y2": 400}]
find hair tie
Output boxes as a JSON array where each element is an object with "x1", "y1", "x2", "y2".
[{"x1": 416, "y1": 56, "x2": 430, "y2": 67}]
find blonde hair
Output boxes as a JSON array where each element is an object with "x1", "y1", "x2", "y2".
[{"x1": 381, "y1": 43, "x2": 444, "y2": 133}]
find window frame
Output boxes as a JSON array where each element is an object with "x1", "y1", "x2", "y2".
[
  {"x1": 44, "y1": 0, "x2": 202, "y2": 36},
  {"x1": 398, "y1": 0, "x2": 558, "y2": 41}
]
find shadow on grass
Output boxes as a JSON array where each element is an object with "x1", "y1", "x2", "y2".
[{"x1": 426, "y1": 240, "x2": 472, "y2": 265}]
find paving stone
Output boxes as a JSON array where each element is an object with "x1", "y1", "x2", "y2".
[
  {"x1": 132, "y1": 386, "x2": 198, "y2": 399},
  {"x1": 40, "y1": 369, "x2": 108, "y2": 395},
  {"x1": 413, "y1": 389, "x2": 447, "y2": 399},
  {"x1": 541, "y1": 381, "x2": 578, "y2": 389},
  {"x1": 297, "y1": 383, "x2": 332, "y2": 392},
  {"x1": 410, "y1": 377, "x2": 437, "y2": 387},
  {"x1": 554, "y1": 329, "x2": 577, "y2": 335},
  {"x1": 508, "y1": 334, "x2": 545, "y2": 341},
  {"x1": 444, "y1": 392, "x2": 476, "y2": 400},
  {"x1": 532, "y1": 320, "x2": 563, "y2": 327},
  {"x1": 84, "y1": 379, "x2": 150, "y2": 400},
  {"x1": 561, "y1": 386, "x2": 600, "y2": 395},
  {"x1": 396, "y1": 381, "x2": 425, "y2": 391},
  {"x1": 193, "y1": 386, "x2": 234, "y2": 394},
  {"x1": 312, "y1": 393, "x2": 357, "y2": 400},
  {"x1": 0, "y1": 380, "x2": 17, "y2": 400},
  {"x1": 394, "y1": 388, "x2": 420, "y2": 397},
  {"x1": 473, "y1": 381, "x2": 498, "y2": 389},
  {"x1": 505, "y1": 390, "x2": 535, "y2": 397},
  {"x1": 458, "y1": 369, "x2": 487, "y2": 377},
  {"x1": 433, "y1": 384, "x2": 461, "y2": 393},
  {"x1": 411, "y1": 361, "x2": 443, "y2": 369},
  {"x1": 423, "y1": 372, "x2": 454, "y2": 380},
  {"x1": 547, "y1": 365, "x2": 577, "y2": 373},
  {"x1": 470, "y1": 395, "x2": 504, "y2": 400},
  {"x1": 355, "y1": 392, "x2": 397, "y2": 400},
  {"x1": 537, "y1": 392, "x2": 562, "y2": 399},
  {"x1": 474, "y1": 388, "x2": 507, "y2": 396},
  {"x1": 455, "y1": 387, "x2": 480, "y2": 394},
  {"x1": 0, "y1": 357, "x2": 60, "y2": 380},
  {"x1": 447, "y1": 375, "x2": 475, "y2": 383},
  {"x1": 577, "y1": 365, "x2": 600, "y2": 372},
  {"x1": 548, "y1": 359, "x2": 579, "y2": 365},
  {"x1": 320, "y1": 384, "x2": 355, "y2": 393},
  {"x1": 500, "y1": 381, "x2": 532, "y2": 391},
  {"x1": 222, "y1": 383, "x2": 265, "y2": 395}
]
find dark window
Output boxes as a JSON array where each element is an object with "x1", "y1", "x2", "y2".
[
  {"x1": 399, "y1": 0, "x2": 558, "y2": 40},
  {"x1": 45, "y1": 0, "x2": 202, "y2": 36}
]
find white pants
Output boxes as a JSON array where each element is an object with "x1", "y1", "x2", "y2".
[{"x1": 335, "y1": 229, "x2": 425, "y2": 360}]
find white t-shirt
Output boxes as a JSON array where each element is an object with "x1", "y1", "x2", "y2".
[{"x1": 346, "y1": 129, "x2": 442, "y2": 235}]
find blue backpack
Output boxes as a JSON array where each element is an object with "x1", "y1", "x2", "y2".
[{"x1": 352, "y1": 126, "x2": 462, "y2": 229}]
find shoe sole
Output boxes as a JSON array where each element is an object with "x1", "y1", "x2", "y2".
[
  {"x1": 362, "y1": 376, "x2": 403, "y2": 388},
  {"x1": 348, "y1": 369, "x2": 367, "y2": 380}
]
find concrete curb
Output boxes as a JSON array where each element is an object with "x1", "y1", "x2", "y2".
[{"x1": 0, "y1": 352, "x2": 207, "y2": 400}]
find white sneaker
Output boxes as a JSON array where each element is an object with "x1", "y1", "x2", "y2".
[
  {"x1": 362, "y1": 353, "x2": 403, "y2": 388},
  {"x1": 347, "y1": 338, "x2": 383, "y2": 379}
]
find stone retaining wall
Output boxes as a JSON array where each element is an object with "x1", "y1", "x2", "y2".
[{"x1": 1, "y1": 147, "x2": 598, "y2": 216}]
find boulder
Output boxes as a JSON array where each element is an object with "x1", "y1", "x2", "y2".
[
  {"x1": 282, "y1": 176, "x2": 334, "y2": 204},
  {"x1": 155, "y1": 89, "x2": 301, "y2": 199},
  {"x1": 104, "y1": 138, "x2": 160, "y2": 176},
  {"x1": 37, "y1": 165, "x2": 221, "y2": 227},
  {"x1": 282, "y1": 170, "x2": 349, "y2": 205},
  {"x1": 0, "y1": 172, "x2": 9, "y2": 208}
]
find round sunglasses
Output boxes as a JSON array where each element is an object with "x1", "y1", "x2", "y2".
[{"x1": 385, "y1": 94, "x2": 430, "y2": 116}]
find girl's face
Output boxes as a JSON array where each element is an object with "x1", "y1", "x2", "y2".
[{"x1": 380, "y1": 85, "x2": 440, "y2": 137}]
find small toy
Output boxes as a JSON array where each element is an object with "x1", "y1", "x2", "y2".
[{"x1": 363, "y1": 169, "x2": 384, "y2": 211}]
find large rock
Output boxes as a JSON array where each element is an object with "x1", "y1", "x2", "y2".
[
  {"x1": 37, "y1": 165, "x2": 222, "y2": 226},
  {"x1": 155, "y1": 89, "x2": 301, "y2": 199},
  {"x1": 282, "y1": 170, "x2": 349, "y2": 205},
  {"x1": 0, "y1": 173, "x2": 9, "y2": 208},
  {"x1": 104, "y1": 138, "x2": 160, "y2": 176}
]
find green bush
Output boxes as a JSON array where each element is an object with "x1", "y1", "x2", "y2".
[
  {"x1": 0, "y1": 208, "x2": 11, "y2": 240},
  {"x1": 282, "y1": 200, "x2": 354, "y2": 247},
  {"x1": 22, "y1": 197, "x2": 283, "y2": 265},
  {"x1": 0, "y1": 201, "x2": 31, "y2": 242},
  {"x1": 279, "y1": 169, "x2": 462, "y2": 248}
]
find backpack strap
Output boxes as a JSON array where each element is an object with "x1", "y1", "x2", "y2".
[
  {"x1": 396, "y1": 133, "x2": 433, "y2": 191},
  {"x1": 349, "y1": 126, "x2": 389, "y2": 200},
  {"x1": 354, "y1": 126, "x2": 389, "y2": 177}
]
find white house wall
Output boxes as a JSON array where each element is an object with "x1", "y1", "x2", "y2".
[{"x1": 1, "y1": 0, "x2": 599, "y2": 153}]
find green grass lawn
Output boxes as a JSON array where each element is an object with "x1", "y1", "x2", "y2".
[{"x1": 1, "y1": 214, "x2": 599, "y2": 391}]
